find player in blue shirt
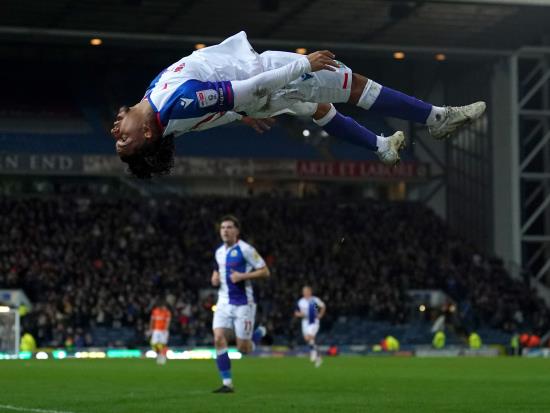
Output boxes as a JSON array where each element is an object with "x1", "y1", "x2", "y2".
[
  {"x1": 211, "y1": 215, "x2": 269, "y2": 393},
  {"x1": 295, "y1": 286, "x2": 326, "y2": 368},
  {"x1": 111, "y1": 32, "x2": 485, "y2": 178}
]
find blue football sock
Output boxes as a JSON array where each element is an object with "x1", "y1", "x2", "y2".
[
  {"x1": 321, "y1": 111, "x2": 379, "y2": 152},
  {"x1": 359, "y1": 80, "x2": 432, "y2": 124},
  {"x1": 216, "y1": 349, "x2": 232, "y2": 383},
  {"x1": 252, "y1": 327, "x2": 264, "y2": 345}
]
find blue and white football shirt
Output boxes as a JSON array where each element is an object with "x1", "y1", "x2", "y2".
[
  {"x1": 143, "y1": 31, "x2": 264, "y2": 137},
  {"x1": 296, "y1": 296, "x2": 325, "y2": 325},
  {"x1": 214, "y1": 240, "x2": 266, "y2": 306}
]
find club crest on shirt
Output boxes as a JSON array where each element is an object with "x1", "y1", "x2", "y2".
[
  {"x1": 230, "y1": 250, "x2": 238, "y2": 257},
  {"x1": 196, "y1": 89, "x2": 218, "y2": 108}
]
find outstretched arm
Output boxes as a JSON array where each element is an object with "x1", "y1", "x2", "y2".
[
  {"x1": 192, "y1": 111, "x2": 243, "y2": 131},
  {"x1": 241, "y1": 116, "x2": 276, "y2": 133},
  {"x1": 194, "y1": 111, "x2": 276, "y2": 134},
  {"x1": 232, "y1": 51, "x2": 338, "y2": 112}
]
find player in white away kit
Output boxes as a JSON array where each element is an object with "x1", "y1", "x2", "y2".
[
  {"x1": 295, "y1": 286, "x2": 326, "y2": 368},
  {"x1": 211, "y1": 215, "x2": 270, "y2": 393},
  {"x1": 110, "y1": 31, "x2": 486, "y2": 178}
]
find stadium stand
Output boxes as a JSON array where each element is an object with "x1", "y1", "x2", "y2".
[{"x1": 1, "y1": 195, "x2": 547, "y2": 348}]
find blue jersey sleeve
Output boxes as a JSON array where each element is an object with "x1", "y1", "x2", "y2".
[{"x1": 157, "y1": 79, "x2": 235, "y2": 126}]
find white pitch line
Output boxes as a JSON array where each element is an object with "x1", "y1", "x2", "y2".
[{"x1": 0, "y1": 405, "x2": 78, "y2": 413}]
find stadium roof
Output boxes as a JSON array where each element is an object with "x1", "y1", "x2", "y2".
[{"x1": 1, "y1": 0, "x2": 550, "y2": 56}]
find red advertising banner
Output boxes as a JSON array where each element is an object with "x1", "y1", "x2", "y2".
[{"x1": 296, "y1": 160, "x2": 429, "y2": 180}]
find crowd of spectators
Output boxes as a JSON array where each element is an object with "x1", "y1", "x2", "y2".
[{"x1": 1, "y1": 195, "x2": 548, "y2": 347}]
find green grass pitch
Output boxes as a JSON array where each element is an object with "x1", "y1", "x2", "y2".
[{"x1": 0, "y1": 357, "x2": 549, "y2": 413}]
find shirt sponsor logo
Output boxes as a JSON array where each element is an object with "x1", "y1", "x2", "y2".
[
  {"x1": 180, "y1": 97, "x2": 194, "y2": 108},
  {"x1": 196, "y1": 89, "x2": 218, "y2": 108},
  {"x1": 218, "y1": 87, "x2": 225, "y2": 107}
]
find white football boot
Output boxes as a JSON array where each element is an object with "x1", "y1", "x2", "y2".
[
  {"x1": 428, "y1": 101, "x2": 486, "y2": 140},
  {"x1": 376, "y1": 131, "x2": 406, "y2": 166},
  {"x1": 315, "y1": 356, "x2": 323, "y2": 368},
  {"x1": 310, "y1": 349, "x2": 318, "y2": 362},
  {"x1": 157, "y1": 354, "x2": 167, "y2": 365}
]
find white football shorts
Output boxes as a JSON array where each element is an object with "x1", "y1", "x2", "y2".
[
  {"x1": 260, "y1": 50, "x2": 353, "y2": 104},
  {"x1": 301, "y1": 320, "x2": 320, "y2": 337},
  {"x1": 151, "y1": 330, "x2": 169, "y2": 345},
  {"x1": 213, "y1": 302, "x2": 257, "y2": 340}
]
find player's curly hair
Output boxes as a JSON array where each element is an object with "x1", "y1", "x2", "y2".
[{"x1": 119, "y1": 134, "x2": 176, "y2": 179}]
